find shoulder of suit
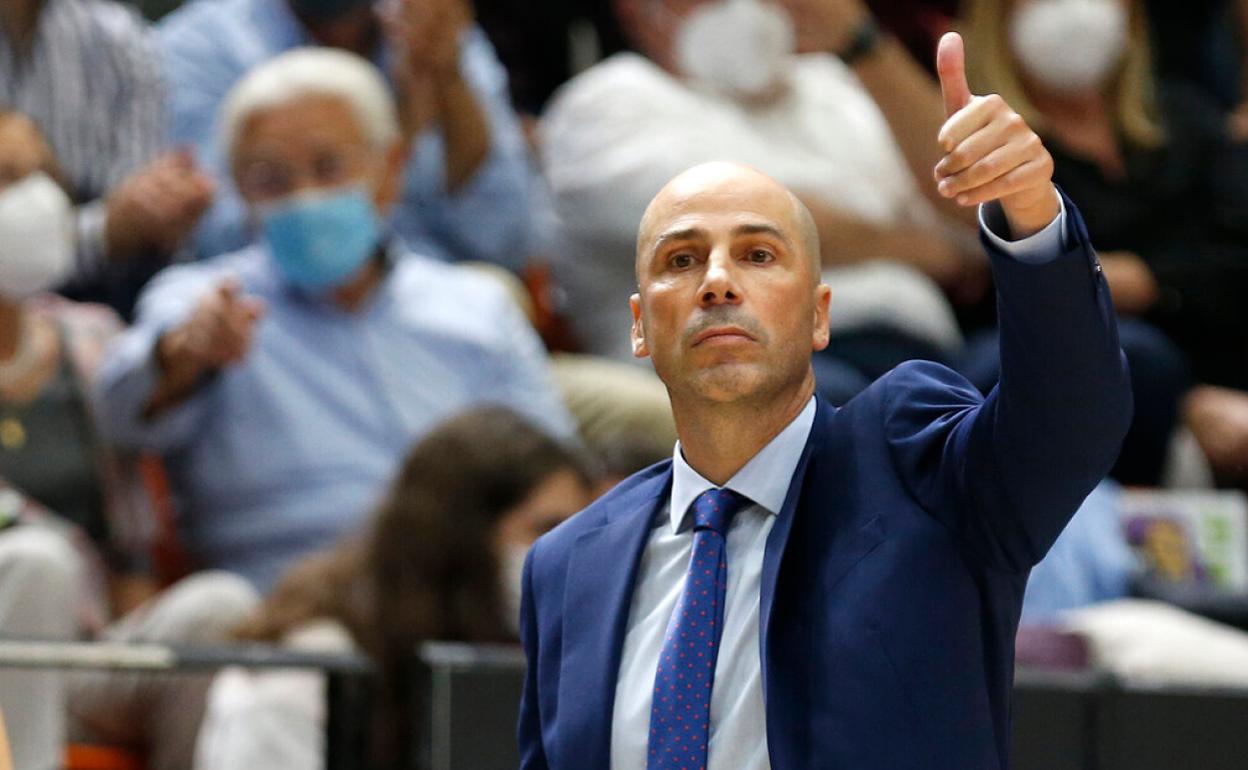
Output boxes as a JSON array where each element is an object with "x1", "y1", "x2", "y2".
[
  {"x1": 530, "y1": 459, "x2": 672, "y2": 564},
  {"x1": 872, "y1": 360, "x2": 985, "y2": 432}
]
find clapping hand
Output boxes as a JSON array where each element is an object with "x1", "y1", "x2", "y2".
[
  {"x1": 381, "y1": 0, "x2": 472, "y2": 135},
  {"x1": 105, "y1": 150, "x2": 214, "y2": 258},
  {"x1": 932, "y1": 32, "x2": 1059, "y2": 238}
]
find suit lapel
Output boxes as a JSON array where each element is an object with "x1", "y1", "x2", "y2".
[
  {"x1": 557, "y1": 468, "x2": 671, "y2": 769},
  {"x1": 759, "y1": 398, "x2": 884, "y2": 682},
  {"x1": 759, "y1": 400, "x2": 825, "y2": 679}
]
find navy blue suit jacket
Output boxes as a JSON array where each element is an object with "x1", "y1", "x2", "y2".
[{"x1": 518, "y1": 197, "x2": 1133, "y2": 769}]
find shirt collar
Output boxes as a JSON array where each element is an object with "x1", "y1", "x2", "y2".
[{"x1": 668, "y1": 396, "x2": 817, "y2": 533}]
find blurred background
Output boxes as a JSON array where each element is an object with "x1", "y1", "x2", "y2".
[{"x1": 2, "y1": 0, "x2": 1248, "y2": 767}]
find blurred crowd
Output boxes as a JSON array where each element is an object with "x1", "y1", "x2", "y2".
[{"x1": 2, "y1": 0, "x2": 1248, "y2": 767}]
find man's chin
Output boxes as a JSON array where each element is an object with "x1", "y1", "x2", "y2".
[{"x1": 685, "y1": 362, "x2": 771, "y2": 403}]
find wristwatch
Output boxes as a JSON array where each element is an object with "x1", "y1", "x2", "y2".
[{"x1": 838, "y1": 16, "x2": 884, "y2": 65}]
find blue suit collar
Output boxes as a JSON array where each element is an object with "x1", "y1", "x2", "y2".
[{"x1": 555, "y1": 466, "x2": 670, "y2": 768}]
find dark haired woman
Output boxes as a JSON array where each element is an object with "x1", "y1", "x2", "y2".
[{"x1": 194, "y1": 407, "x2": 595, "y2": 769}]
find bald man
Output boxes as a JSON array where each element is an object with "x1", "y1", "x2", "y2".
[{"x1": 517, "y1": 34, "x2": 1133, "y2": 770}]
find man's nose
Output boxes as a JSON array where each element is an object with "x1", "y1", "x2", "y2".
[{"x1": 698, "y1": 250, "x2": 741, "y2": 306}]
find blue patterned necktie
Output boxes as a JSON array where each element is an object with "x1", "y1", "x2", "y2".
[{"x1": 647, "y1": 487, "x2": 749, "y2": 770}]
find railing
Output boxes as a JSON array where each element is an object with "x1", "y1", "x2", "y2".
[{"x1": 0, "y1": 638, "x2": 374, "y2": 770}]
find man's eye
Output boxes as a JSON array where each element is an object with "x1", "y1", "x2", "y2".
[
  {"x1": 747, "y1": 249, "x2": 774, "y2": 263},
  {"x1": 669, "y1": 253, "x2": 694, "y2": 269}
]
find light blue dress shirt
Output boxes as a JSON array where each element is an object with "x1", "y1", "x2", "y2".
[
  {"x1": 92, "y1": 241, "x2": 575, "y2": 589},
  {"x1": 610, "y1": 200, "x2": 1073, "y2": 770},
  {"x1": 1022, "y1": 480, "x2": 1135, "y2": 623},
  {"x1": 157, "y1": 0, "x2": 533, "y2": 268}
]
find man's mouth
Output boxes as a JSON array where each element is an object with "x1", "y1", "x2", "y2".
[{"x1": 692, "y1": 326, "x2": 756, "y2": 346}]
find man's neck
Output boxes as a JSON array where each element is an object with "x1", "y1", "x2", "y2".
[
  {"x1": 1, "y1": 0, "x2": 44, "y2": 52},
  {"x1": 673, "y1": 376, "x2": 815, "y2": 486}
]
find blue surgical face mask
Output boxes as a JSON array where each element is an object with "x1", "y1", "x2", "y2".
[{"x1": 260, "y1": 185, "x2": 383, "y2": 292}]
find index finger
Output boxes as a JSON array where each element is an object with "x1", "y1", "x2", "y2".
[
  {"x1": 216, "y1": 277, "x2": 242, "y2": 304},
  {"x1": 937, "y1": 31, "x2": 972, "y2": 118}
]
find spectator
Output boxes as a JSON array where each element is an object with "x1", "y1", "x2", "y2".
[
  {"x1": 539, "y1": 0, "x2": 984, "y2": 390},
  {"x1": 1142, "y1": 0, "x2": 1248, "y2": 126},
  {"x1": 0, "y1": 110, "x2": 256, "y2": 770},
  {"x1": 962, "y1": 0, "x2": 1248, "y2": 479},
  {"x1": 193, "y1": 408, "x2": 595, "y2": 769},
  {"x1": 1021, "y1": 481, "x2": 1136, "y2": 624},
  {"x1": 93, "y1": 48, "x2": 576, "y2": 590},
  {"x1": 159, "y1": 0, "x2": 534, "y2": 269},
  {"x1": 0, "y1": 0, "x2": 215, "y2": 316}
]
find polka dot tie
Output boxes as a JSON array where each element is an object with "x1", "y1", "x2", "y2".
[{"x1": 646, "y1": 487, "x2": 749, "y2": 770}]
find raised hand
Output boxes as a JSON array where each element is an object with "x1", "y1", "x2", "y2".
[
  {"x1": 932, "y1": 32, "x2": 1059, "y2": 238},
  {"x1": 148, "y1": 278, "x2": 265, "y2": 417},
  {"x1": 381, "y1": 0, "x2": 473, "y2": 137},
  {"x1": 170, "y1": 278, "x2": 265, "y2": 370},
  {"x1": 146, "y1": 275, "x2": 263, "y2": 416},
  {"x1": 105, "y1": 150, "x2": 215, "y2": 258}
]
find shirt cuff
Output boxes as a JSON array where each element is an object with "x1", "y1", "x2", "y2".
[
  {"x1": 978, "y1": 192, "x2": 1067, "y2": 265},
  {"x1": 75, "y1": 200, "x2": 109, "y2": 276}
]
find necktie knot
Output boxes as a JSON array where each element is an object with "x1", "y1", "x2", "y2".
[{"x1": 691, "y1": 487, "x2": 747, "y2": 536}]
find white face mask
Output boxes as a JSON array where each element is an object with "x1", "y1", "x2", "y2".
[
  {"x1": 0, "y1": 172, "x2": 75, "y2": 299},
  {"x1": 1009, "y1": 0, "x2": 1128, "y2": 93},
  {"x1": 500, "y1": 542, "x2": 530, "y2": 635},
  {"x1": 673, "y1": 0, "x2": 796, "y2": 100}
]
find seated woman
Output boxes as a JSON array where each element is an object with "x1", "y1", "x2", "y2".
[
  {"x1": 194, "y1": 407, "x2": 596, "y2": 770},
  {"x1": 0, "y1": 110, "x2": 258, "y2": 770},
  {"x1": 960, "y1": 0, "x2": 1248, "y2": 482}
]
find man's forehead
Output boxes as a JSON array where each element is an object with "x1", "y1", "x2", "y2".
[
  {"x1": 644, "y1": 186, "x2": 795, "y2": 242},
  {"x1": 240, "y1": 95, "x2": 364, "y2": 145}
]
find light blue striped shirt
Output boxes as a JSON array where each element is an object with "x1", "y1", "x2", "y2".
[
  {"x1": 158, "y1": 0, "x2": 534, "y2": 268},
  {"x1": 93, "y1": 241, "x2": 575, "y2": 589}
]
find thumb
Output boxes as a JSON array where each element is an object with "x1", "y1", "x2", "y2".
[
  {"x1": 169, "y1": 147, "x2": 196, "y2": 170},
  {"x1": 241, "y1": 297, "x2": 266, "y2": 321},
  {"x1": 937, "y1": 31, "x2": 972, "y2": 118},
  {"x1": 216, "y1": 277, "x2": 242, "y2": 305}
]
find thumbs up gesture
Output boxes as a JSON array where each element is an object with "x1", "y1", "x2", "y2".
[{"x1": 933, "y1": 32, "x2": 1059, "y2": 239}]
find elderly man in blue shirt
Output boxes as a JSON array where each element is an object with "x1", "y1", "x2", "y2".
[
  {"x1": 94, "y1": 48, "x2": 575, "y2": 590},
  {"x1": 159, "y1": 0, "x2": 533, "y2": 268}
]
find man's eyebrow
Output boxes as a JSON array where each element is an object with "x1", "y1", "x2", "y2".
[
  {"x1": 650, "y1": 227, "x2": 705, "y2": 252},
  {"x1": 733, "y1": 223, "x2": 794, "y2": 250}
]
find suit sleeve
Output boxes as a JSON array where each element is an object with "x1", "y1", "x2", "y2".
[
  {"x1": 517, "y1": 547, "x2": 551, "y2": 770},
  {"x1": 883, "y1": 192, "x2": 1133, "y2": 573}
]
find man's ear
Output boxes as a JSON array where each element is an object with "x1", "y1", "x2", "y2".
[
  {"x1": 372, "y1": 139, "x2": 410, "y2": 213},
  {"x1": 811, "y1": 283, "x2": 831, "y2": 352},
  {"x1": 630, "y1": 293, "x2": 650, "y2": 358}
]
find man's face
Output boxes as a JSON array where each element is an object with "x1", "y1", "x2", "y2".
[
  {"x1": 231, "y1": 94, "x2": 401, "y2": 212},
  {"x1": 631, "y1": 164, "x2": 830, "y2": 405}
]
